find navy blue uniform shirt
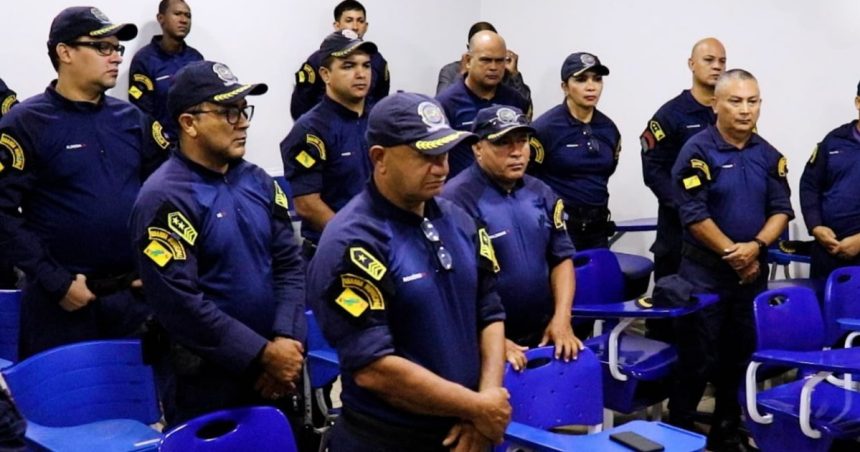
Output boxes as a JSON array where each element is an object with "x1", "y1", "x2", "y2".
[
  {"x1": 672, "y1": 125, "x2": 794, "y2": 247},
  {"x1": 0, "y1": 79, "x2": 18, "y2": 119},
  {"x1": 441, "y1": 164, "x2": 575, "y2": 340},
  {"x1": 280, "y1": 95, "x2": 372, "y2": 242},
  {"x1": 307, "y1": 181, "x2": 504, "y2": 437},
  {"x1": 800, "y1": 120, "x2": 860, "y2": 238},
  {"x1": 0, "y1": 83, "x2": 168, "y2": 299},
  {"x1": 128, "y1": 36, "x2": 204, "y2": 139},
  {"x1": 290, "y1": 49, "x2": 388, "y2": 121},
  {"x1": 130, "y1": 151, "x2": 306, "y2": 375},
  {"x1": 530, "y1": 104, "x2": 621, "y2": 207},
  {"x1": 436, "y1": 79, "x2": 531, "y2": 178}
]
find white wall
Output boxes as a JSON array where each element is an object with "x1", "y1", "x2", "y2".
[{"x1": 3, "y1": 0, "x2": 859, "y2": 264}]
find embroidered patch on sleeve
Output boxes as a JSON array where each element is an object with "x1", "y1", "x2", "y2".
[
  {"x1": 530, "y1": 137, "x2": 545, "y2": 164},
  {"x1": 0, "y1": 133, "x2": 25, "y2": 170},
  {"x1": 553, "y1": 199, "x2": 566, "y2": 230},
  {"x1": 649, "y1": 120, "x2": 666, "y2": 141},
  {"x1": 349, "y1": 247, "x2": 387, "y2": 281},
  {"x1": 335, "y1": 287, "x2": 369, "y2": 317},
  {"x1": 341, "y1": 274, "x2": 385, "y2": 310},
  {"x1": 167, "y1": 211, "x2": 198, "y2": 245},
  {"x1": 683, "y1": 175, "x2": 702, "y2": 190},
  {"x1": 152, "y1": 121, "x2": 170, "y2": 149},
  {"x1": 478, "y1": 227, "x2": 500, "y2": 273}
]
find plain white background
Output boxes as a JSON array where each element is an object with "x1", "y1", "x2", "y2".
[{"x1": 3, "y1": 0, "x2": 859, "y2": 266}]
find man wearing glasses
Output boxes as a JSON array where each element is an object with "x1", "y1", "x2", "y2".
[
  {"x1": 130, "y1": 61, "x2": 306, "y2": 426},
  {"x1": 0, "y1": 6, "x2": 168, "y2": 358},
  {"x1": 280, "y1": 30, "x2": 377, "y2": 250},
  {"x1": 442, "y1": 105, "x2": 582, "y2": 373},
  {"x1": 307, "y1": 92, "x2": 510, "y2": 451}
]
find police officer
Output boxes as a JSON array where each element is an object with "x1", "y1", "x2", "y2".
[
  {"x1": 0, "y1": 78, "x2": 20, "y2": 289},
  {"x1": 290, "y1": 0, "x2": 389, "y2": 120},
  {"x1": 530, "y1": 52, "x2": 622, "y2": 250},
  {"x1": 0, "y1": 6, "x2": 168, "y2": 359},
  {"x1": 307, "y1": 92, "x2": 510, "y2": 451},
  {"x1": 130, "y1": 61, "x2": 306, "y2": 425},
  {"x1": 670, "y1": 69, "x2": 792, "y2": 451},
  {"x1": 437, "y1": 30, "x2": 531, "y2": 178},
  {"x1": 442, "y1": 105, "x2": 581, "y2": 371},
  {"x1": 436, "y1": 21, "x2": 532, "y2": 103},
  {"x1": 128, "y1": 0, "x2": 203, "y2": 140},
  {"x1": 280, "y1": 30, "x2": 376, "y2": 246},
  {"x1": 800, "y1": 81, "x2": 860, "y2": 279}
]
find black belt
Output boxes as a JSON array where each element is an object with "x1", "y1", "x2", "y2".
[
  {"x1": 564, "y1": 204, "x2": 615, "y2": 235},
  {"x1": 85, "y1": 271, "x2": 137, "y2": 297}
]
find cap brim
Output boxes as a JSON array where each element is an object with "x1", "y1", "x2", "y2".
[
  {"x1": 485, "y1": 125, "x2": 536, "y2": 142},
  {"x1": 412, "y1": 129, "x2": 478, "y2": 156},
  {"x1": 573, "y1": 64, "x2": 610, "y2": 78},
  {"x1": 90, "y1": 22, "x2": 138, "y2": 41},
  {"x1": 212, "y1": 83, "x2": 269, "y2": 103},
  {"x1": 332, "y1": 41, "x2": 378, "y2": 57}
]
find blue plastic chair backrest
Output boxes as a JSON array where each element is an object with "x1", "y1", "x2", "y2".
[
  {"x1": 160, "y1": 406, "x2": 297, "y2": 452},
  {"x1": 753, "y1": 287, "x2": 825, "y2": 352},
  {"x1": 823, "y1": 266, "x2": 860, "y2": 346},
  {"x1": 573, "y1": 249, "x2": 625, "y2": 306},
  {"x1": 2, "y1": 339, "x2": 161, "y2": 427},
  {"x1": 504, "y1": 347, "x2": 603, "y2": 429},
  {"x1": 0, "y1": 290, "x2": 21, "y2": 363},
  {"x1": 306, "y1": 310, "x2": 334, "y2": 353}
]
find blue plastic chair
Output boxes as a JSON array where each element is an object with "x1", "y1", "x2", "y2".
[
  {"x1": 822, "y1": 266, "x2": 860, "y2": 347},
  {"x1": 0, "y1": 289, "x2": 21, "y2": 369},
  {"x1": 613, "y1": 252, "x2": 654, "y2": 300},
  {"x1": 160, "y1": 406, "x2": 297, "y2": 452},
  {"x1": 303, "y1": 310, "x2": 340, "y2": 451},
  {"x1": 2, "y1": 339, "x2": 162, "y2": 451},
  {"x1": 744, "y1": 287, "x2": 860, "y2": 452},
  {"x1": 500, "y1": 346, "x2": 707, "y2": 451}
]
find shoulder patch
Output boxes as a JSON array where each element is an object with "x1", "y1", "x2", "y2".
[
  {"x1": 167, "y1": 211, "x2": 198, "y2": 245},
  {"x1": 350, "y1": 247, "x2": 387, "y2": 281},
  {"x1": 0, "y1": 133, "x2": 25, "y2": 170},
  {"x1": 335, "y1": 287, "x2": 369, "y2": 317},
  {"x1": 295, "y1": 150, "x2": 317, "y2": 169},
  {"x1": 683, "y1": 175, "x2": 702, "y2": 190},
  {"x1": 143, "y1": 240, "x2": 173, "y2": 267},
  {"x1": 128, "y1": 86, "x2": 143, "y2": 100},
  {"x1": 306, "y1": 134, "x2": 327, "y2": 160},
  {"x1": 1, "y1": 95, "x2": 16, "y2": 115},
  {"x1": 296, "y1": 63, "x2": 316, "y2": 85},
  {"x1": 384, "y1": 63, "x2": 390, "y2": 82},
  {"x1": 341, "y1": 273, "x2": 385, "y2": 310},
  {"x1": 152, "y1": 121, "x2": 170, "y2": 149},
  {"x1": 649, "y1": 120, "x2": 666, "y2": 141},
  {"x1": 478, "y1": 227, "x2": 500, "y2": 273},
  {"x1": 147, "y1": 227, "x2": 187, "y2": 260},
  {"x1": 777, "y1": 156, "x2": 787, "y2": 178},
  {"x1": 808, "y1": 145, "x2": 819, "y2": 165},
  {"x1": 690, "y1": 158, "x2": 711, "y2": 180},
  {"x1": 530, "y1": 137, "x2": 545, "y2": 164},
  {"x1": 553, "y1": 199, "x2": 566, "y2": 230},
  {"x1": 132, "y1": 73, "x2": 154, "y2": 91},
  {"x1": 274, "y1": 181, "x2": 290, "y2": 210}
]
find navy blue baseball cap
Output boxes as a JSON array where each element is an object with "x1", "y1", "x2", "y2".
[
  {"x1": 168, "y1": 61, "x2": 268, "y2": 120},
  {"x1": 48, "y1": 6, "x2": 137, "y2": 47},
  {"x1": 561, "y1": 52, "x2": 610, "y2": 81},
  {"x1": 366, "y1": 92, "x2": 478, "y2": 155},
  {"x1": 472, "y1": 105, "x2": 535, "y2": 142},
  {"x1": 320, "y1": 29, "x2": 377, "y2": 58}
]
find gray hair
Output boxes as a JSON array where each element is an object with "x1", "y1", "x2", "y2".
[{"x1": 715, "y1": 69, "x2": 757, "y2": 96}]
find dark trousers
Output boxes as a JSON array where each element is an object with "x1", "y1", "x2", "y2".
[
  {"x1": 647, "y1": 206, "x2": 684, "y2": 343},
  {"x1": 810, "y1": 241, "x2": 860, "y2": 280},
  {"x1": 19, "y1": 280, "x2": 151, "y2": 359},
  {"x1": 0, "y1": 389, "x2": 26, "y2": 452},
  {"x1": 328, "y1": 410, "x2": 449, "y2": 452},
  {"x1": 669, "y1": 256, "x2": 764, "y2": 430}
]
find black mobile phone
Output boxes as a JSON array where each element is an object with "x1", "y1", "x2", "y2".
[{"x1": 609, "y1": 431, "x2": 665, "y2": 452}]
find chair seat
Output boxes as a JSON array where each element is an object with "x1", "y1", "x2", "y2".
[
  {"x1": 585, "y1": 333, "x2": 676, "y2": 381},
  {"x1": 756, "y1": 379, "x2": 860, "y2": 438},
  {"x1": 505, "y1": 420, "x2": 706, "y2": 452},
  {"x1": 27, "y1": 419, "x2": 161, "y2": 452},
  {"x1": 614, "y1": 252, "x2": 654, "y2": 280}
]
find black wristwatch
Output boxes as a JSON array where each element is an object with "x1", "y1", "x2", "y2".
[{"x1": 753, "y1": 238, "x2": 768, "y2": 251}]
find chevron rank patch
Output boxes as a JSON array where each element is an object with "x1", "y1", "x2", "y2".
[
  {"x1": 168, "y1": 211, "x2": 198, "y2": 245},
  {"x1": 349, "y1": 247, "x2": 387, "y2": 281},
  {"x1": 649, "y1": 120, "x2": 666, "y2": 141}
]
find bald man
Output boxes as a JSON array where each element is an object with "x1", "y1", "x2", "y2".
[
  {"x1": 670, "y1": 69, "x2": 792, "y2": 450},
  {"x1": 437, "y1": 30, "x2": 531, "y2": 178}
]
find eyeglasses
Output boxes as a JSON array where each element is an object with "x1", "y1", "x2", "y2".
[
  {"x1": 582, "y1": 124, "x2": 601, "y2": 154},
  {"x1": 66, "y1": 41, "x2": 125, "y2": 57},
  {"x1": 420, "y1": 218, "x2": 453, "y2": 271},
  {"x1": 187, "y1": 105, "x2": 255, "y2": 125}
]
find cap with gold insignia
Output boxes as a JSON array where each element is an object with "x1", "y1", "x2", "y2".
[
  {"x1": 472, "y1": 105, "x2": 535, "y2": 142},
  {"x1": 561, "y1": 52, "x2": 610, "y2": 81},
  {"x1": 167, "y1": 60, "x2": 268, "y2": 121},
  {"x1": 366, "y1": 92, "x2": 478, "y2": 155},
  {"x1": 320, "y1": 29, "x2": 378, "y2": 58},
  {"x1": 47, "y1": 6, "x2": 137, "y2": 47}
]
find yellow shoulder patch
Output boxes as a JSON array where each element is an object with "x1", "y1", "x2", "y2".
[
  {"x1": 143, "y1": 240, "x2": 173, "y2": 267},
  {"x1": 478, "y1": 227, "x2": 500, "y2": 273},
  {"x1": 683, "y1": 175, "x2": 702, "y2": 190},
  {"x1": 808, "y1": 145, "x2": 819, "y2": 165},
  {"x1": 167, "y1": 211, "x2": 198, "y2": 246},
  {"x1": 690, "y1": 158, "x2": 711, "y2": 180},
  {"x1": 649, "y1": 120, "x2": 666, "y2": 141},
  {"x1": 148, "y1": 227, "x2": 187, "y2": 260},
  {"x1": 298, "y1": 63, "x2": 316, "y2": 84},
  {"x1": 553, "y1": 199, "x2": 566, "y2": 230},
  {"x1": 0, "y1": 133, "x2": 25, "y2": 170},
  {"x1": 306, "y1": 134, "x2": 327, "y2": 160},
  {"x1": 1, "y1": 95, "x2": 16, "y2": 115},
  {"x1": 335, "y1": 287, "x2": 369, "y2": 317},
  {"x1": 295, "y1": 150, "x2": 317, "y2": 169},
  {"x1": 128, "y1": 86, "x2": 143, "y2": 100},
  {"x1": 777, "y1": 156, "x2": 787, "y2": 178},
  {"x1": 530, "y1": 137, "x2": 545, "y2": 164},
  {"x1": 132, "y1": 73, "x2": 154, "y2": 91},
  {"x1": 341, "y1": 273, "x2": 385, "y2": 310},
  {"x1": 349, "y1": 247, "x2": 387, "y2": 281},
  {"x1": 274, "y1": 181, "x2": 289, "y2": 209},
  {"x1": 152, "y1": 121, "x2": 170, "y2": 149}
]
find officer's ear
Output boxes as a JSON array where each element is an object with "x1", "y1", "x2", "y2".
[
  {"x1": 319, "y1": 65, "x2": 332, "y2": 85},
  {"x1": 178, "y1": 113, "x2": 198, "y2": 138},
  {"x1": 55, "y1": 43, "x2": 75, "y2": 67},
  {"x1": 472, "y1": 140, "x2": 484, "y2": 161},
  {"x1": 855, "y1": 96, "x2": 860, "y2": 113},
  {"x1": 369, "y1": 145, "x2": 386, "y2": 170},
  {"x1": 688, "y1": 57, "x2": 695, "y2": 72}
]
